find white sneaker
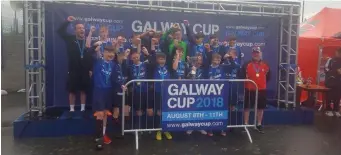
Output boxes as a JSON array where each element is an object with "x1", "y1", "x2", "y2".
[
  {"x1": 325, "y1": 111, "x2": 334, "y2": 117},
  {"x1": 199, "y1": 130, "x2": 207, "y2": 135},
  {"x1": 334, "y1": 112, "x2": 341, "y2": 117},
  {"x1": 186, "y1": 130, "x2": 193, "y2": 135}
]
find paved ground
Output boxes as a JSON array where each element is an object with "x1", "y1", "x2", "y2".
[{"x1": 2, "y1": 93, "x2": 341, "y2": 155}]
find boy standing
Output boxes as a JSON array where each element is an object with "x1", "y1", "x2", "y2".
[
  {"x1": 186, "y1": 55, "x2": 208, "y2": 135},
  {"x1": 127, "y1": 40, "x2": 151, "y2": 127},
  {"x1": 151, "y1": 51, "x2": 173, "y2": 140},
  {"x1": 91, "y1": 45, "x2": 116, "y2": 150},
  {"x1": 111, "y1": 48, "x2": 128, "y2": 135},
  {"x1": 207, "y1": 53, "x2": 237, "y2": 136}
]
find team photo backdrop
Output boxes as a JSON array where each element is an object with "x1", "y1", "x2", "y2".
[{"x1": 45, "y1": 3, "x2": 280, "y2": 107}]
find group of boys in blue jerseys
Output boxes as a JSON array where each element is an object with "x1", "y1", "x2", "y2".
[{"x1": 60, "y1": 17, "x2": 243, "y2": 150}]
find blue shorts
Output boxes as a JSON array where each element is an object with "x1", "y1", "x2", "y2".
[
  {"x1": 113, "y1": 92, "x2": 128, "y2": 108},
  {"x1": 148, "y1": 91, "x2": 162, "y2": 110},
  {"x1": 129, "y1": 91, "x2": 147, "y2": 111},
  {"x1": 92, "y1": 87, "x2": 113, "y2": 112}
]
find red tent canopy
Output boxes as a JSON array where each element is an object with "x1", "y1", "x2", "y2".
[{"x1": 298, "y1": 7, "x2": 341, "y2": 83}]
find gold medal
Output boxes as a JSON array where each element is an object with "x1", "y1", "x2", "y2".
[{"x1": 256, "y1": 73, "x2": 260, "y2": 77}]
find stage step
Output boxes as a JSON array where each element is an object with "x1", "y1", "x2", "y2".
[{"x1": 13, "y1": 105, "x2": 314, "y2": 138}]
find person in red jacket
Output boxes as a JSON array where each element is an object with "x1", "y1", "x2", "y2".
[{"x1": 240, "y1": 47, "x2": 270, "y2": 134}]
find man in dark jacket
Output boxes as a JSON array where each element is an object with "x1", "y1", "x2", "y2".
[
  {"x1": 325, "y1": 48, "x2": 341, "y2": 117},
  {"x1": 58, "y1": 16, "x2": 92, "y2": 118}
]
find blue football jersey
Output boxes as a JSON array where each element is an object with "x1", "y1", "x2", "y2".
[
  {"x1": 208, "y1": 65, "x2": 225, "y2": 80},
  {"x1": 130, "y1": 62, "x2": 148, "y2": 92},
  {"x1": 93, "y1": 58, "x2": 114, "y2": 88},
  {"x1": 174, "y1": 60, "x2": 187, "y2": 79},
  {"x1": 112, "y1": 61, "x2": 128, "y2": 92},
  {"x1": 153, "y1": 65, "x2": 170, "y2": 92}
]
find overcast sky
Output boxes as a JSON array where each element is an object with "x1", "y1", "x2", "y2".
[{"x1": 1, "y1": 0, "x2": 341, "y2": 32}]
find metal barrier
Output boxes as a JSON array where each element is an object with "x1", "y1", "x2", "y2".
[{"x1": 121, "y1": 79, "x2": 258, "y2": 150}]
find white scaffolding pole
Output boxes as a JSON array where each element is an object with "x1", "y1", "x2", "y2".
[{"x1": 24, "y1": 1, "x2": 46, "y2": 116}]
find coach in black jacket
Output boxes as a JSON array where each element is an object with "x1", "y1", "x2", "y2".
[{"x1": 57, "y1": 16, "x2": 92, "y2": 118}]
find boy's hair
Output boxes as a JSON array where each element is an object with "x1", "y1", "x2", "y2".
[
  {"x1": 104, "y1": 45, "x2": 116, "y2": 53},
  {"x1": 115, "y1": 32, "x2": 125, "y2": 38},
  {"x1": 195, "y1": 32, "x2": 205, "y2": 39},
  {"x1": 210, "y1": 34, "x2": 218, "y2": 40},
  {"x1": 176, "y1": 45, "x2": 184, "y2": 51},
  {"x1": 153, "y1": 31, "x2": 163, "y2": 38},
  {"x1": 100, "y1": 25, "x2": 108, "y2": 31},
  {"x1": 130, "y1": 50, "x2": 140, "y2": 55},
  {"x1": 172, "y1": 27, "x2": 181, "y2": 34},
  {"x1": 74, "y1": 21, "x2": 84, "y2": 28},
  {"x1": 228, "y1": 36, "x2": 237, "y2": 41},
  {"x1": 131, "y1": 32, "x2": 140, "y2": 39},
  {"x1": 156, "y1": 52, "x2": 166, "y2": 59},
  {"x1": 211, "y1": 53, "x2": 221, "y2": 60}
]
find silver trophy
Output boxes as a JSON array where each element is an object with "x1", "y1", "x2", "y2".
[{"x1": 188, "y1": 56, "x2": 198, "y2": 75}]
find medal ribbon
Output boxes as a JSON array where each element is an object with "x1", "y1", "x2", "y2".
[
  {"x1": 118, "y1": 64, "x2": 124, "y2": 84},
  {"x1": 136, "y1": 64, "x2": 141, "y2": 79},
  {"x1": 159, "y1": 66, "x2": 165, "y2": 79},
  {"x1": 155, "y1": 45, "x2": 160, "y2": 53},
  {"x1": 76, "y1": 40, "x2": 85, "y2": 58},
  {"x1": 252, "y1": 63, "x2": 260, "y2": 74},
  {"x1": 104, "y1": 61, "x2": 112, "y2": 85},
  {"x1": 177, "y1": 61, "x2": 183, "y2": 78}
]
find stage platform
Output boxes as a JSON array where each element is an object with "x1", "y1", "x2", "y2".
[{"x1": 13, "y1": 104, "x2": 315, "y2": 138}]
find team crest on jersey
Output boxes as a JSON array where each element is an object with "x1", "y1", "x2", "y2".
[{"x1": 158, "y1": 68, "x2": 168, "y2": 75}]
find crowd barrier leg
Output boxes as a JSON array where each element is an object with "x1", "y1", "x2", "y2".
[
  {"x1": 244, "y1": 126, "x2": 253, "y2": 143},
  {"x1": 227, "y1": 79, "x2": 258, "y2": 144},
  {"x1": 135, "y1": 131, "x2": 139, "y2": 150}
]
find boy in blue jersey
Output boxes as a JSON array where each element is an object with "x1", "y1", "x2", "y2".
[
  {"x1": 208, "y1": 53, "x2": 225, "y2": 80},
  {"x1": 222, "y1": 48, "x2": 241, "y2": 136},
  {"x1": 186, "y1": 55, "x2": 209, "y2": 135},
  {"x1": 224, "y1": 48, "x2": 241, "y2": 79},
  {"x1": 128, "y1": 33, "x2": 150, "y2": 63},
  {"x1": 207, "y1": 53, "x2": 237, "y2": 136},
  {"x1": 91, "y1": 45, "x2": 116, "y2": 150},
  {"x1": 172, "y1": 46, "x2": 190, "y2": 79},
  {"x1": 224, "y1": 36, "x2": 242, "y2": 65},
  {"x1": 209, "y1": 35, "x2": 225, "y2": 54},
  {"x1": 111, "y1": 49, "x2": 128, "y2": 122},
  {"x1": 127, "y1": 40, "x2": 151, "y2": 124},
  {"x1": 151, "y1": 52, "x2": 173, "y2": 140},
  {"x1": 184, "y1": 20, "x2": 210, "y2": 64}
]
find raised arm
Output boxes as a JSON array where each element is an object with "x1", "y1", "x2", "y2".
[
  {"x1": 57, "y1": 16, "x2": 75, "y2": 40},
  {"x1": 137, "y1": 38, "x2": 142, "y2": 54},
  {"x1": 140, "y1": 29, "x2": 154, "y2": 38},
  {"x1": 172, "y1": 51, "x2": 180, "y2": 71},
  {"x1": 86, "y1": 26, "x2": 96, "y2": 48},
  {"x1": 183, "y1": 20, "x2": 195, "y2": 45}
]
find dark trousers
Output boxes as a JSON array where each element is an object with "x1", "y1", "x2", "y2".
[{"x1": 326, "y1": 88, "x2": 341, "y2": 111}]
